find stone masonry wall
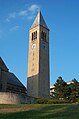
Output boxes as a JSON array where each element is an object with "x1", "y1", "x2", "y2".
[{"x1": 0, "y1": 92, "x2": 27, "y2": 104}]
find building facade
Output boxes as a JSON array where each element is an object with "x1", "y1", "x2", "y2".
[
  {"x1": 27, "y1": 11, "x2": 50, "y2": 98},
  {"x1": 0, "y1": 57, "x2": 28, "y2": 104},
  {"x1": 0, "y1": 57, "x2": 26, "y2": 94}
]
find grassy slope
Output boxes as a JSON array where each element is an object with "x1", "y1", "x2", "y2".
[{"x1": 0, "y1": 104, "x2": 79, "y2": 119}]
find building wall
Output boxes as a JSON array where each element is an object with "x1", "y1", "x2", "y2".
[
  {"x1": 39, "y1": 26, "x2": 50, "y2": 98},
  {"x1": 27, "y1": 75, "x2": 39, "y2": 97},
  {"x1": 50, "y1": 86, "x2": 55, "y2": 97},
  {"x1": 27, "y1": 26, "x2": 40, "y2": 77},
  {"x1": 0, "y1": 92, "x2": 26, "y2": 104},
  {"x1": 27, "y1": 24, "x2": 50, "y2": 98},
  {"x1": 27, "y1": 25, "x2": 40, "y2": 98},
  {"x1": 0, "y1": 92, "x2": 35, "y2": 104},
  {"x1": 0, "y1": 68, "x2": 2, "y2": 89},
  {"x1": 0, "y1": 68, "x2": 1, "y2": 80}
]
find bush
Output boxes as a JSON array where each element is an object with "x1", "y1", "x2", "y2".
[
  {"x1": 35, "y1": 98, "x2": 69, "y2": 104},
  {"x1": 76, "y1": 98, "x2": 79, "y2": 104},
  {"x1": 35, "y1": 98, "x2": 48, "y2": 104}
]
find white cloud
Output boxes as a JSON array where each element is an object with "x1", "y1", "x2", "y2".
[
  {"x1": 28, "y1": 4, "x2": 39, "y2": 12},
  {"x1": 5, "y1": 4, "x2": 40, "y2": 22},
  {"x1": 18, "y1": 4, "x2": 39, "y2": 18},
  {"x1": 27, "y1": 15, "x2": 35, "y2": 20},
  {"x1": 9, "y1": 13, "x2": 16, "y2": 18},
  {"x1": 10, "y1": 26, "x2": 20, "y2": 31},
  {"x1": 5, "y1": 18, "x2": 10, "y2": 22},
  {"x1": 6, "y1": 12, "x2": 16, "y2": 22},
  {"x1": 27, "y1": 4, "x2": 39, "y2": 19},
  {"x1": 19, "y1": 10, "x2": 27, "y2": 16}
]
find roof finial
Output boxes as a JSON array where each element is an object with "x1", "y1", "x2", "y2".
[{"x1": 37, "y1": 7, "x2": 40, "y2": 13}]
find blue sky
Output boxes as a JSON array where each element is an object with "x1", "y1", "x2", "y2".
[{"x1": 0, "y1": 0, "x2": 79, "y2": 86}]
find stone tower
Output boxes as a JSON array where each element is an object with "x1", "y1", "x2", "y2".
[{"x1": 27, "y1": 11, "x2": 50, "y2": 98}]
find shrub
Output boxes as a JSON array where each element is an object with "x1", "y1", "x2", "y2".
[
  {"x1": 35, "y1": 98, "x2": 48, "y2": 104},
  {"x1": 35, "y1": 98, "x2": 69, "y2": 104}
]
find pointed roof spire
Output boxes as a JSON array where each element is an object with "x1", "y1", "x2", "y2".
[{"x1": 30, "y1": 11, "x2": 49, "y2": 29}]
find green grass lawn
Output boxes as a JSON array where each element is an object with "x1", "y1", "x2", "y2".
[{"x1": 0, "y1": 104, "x2": 79, "y2": 119}]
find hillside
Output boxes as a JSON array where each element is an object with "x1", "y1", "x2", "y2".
[{"x1": 0, "y1": 104, "x2": 79, "y2": 119}]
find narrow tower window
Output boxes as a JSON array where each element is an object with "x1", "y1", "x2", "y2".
[
  {"x1": 41, "y1": 31, "x2": 44, "y2": 39},
  {"x1": 34, "y1": 32, "x2": 35, "y2": 40},
  {"x1": 41, "y1": 31, "x2": 47, "y2": 42},
  {"x1": 36, "y1": 31, "x2": 37, "y2": 39},
  {"x1": 32, "y1": 33, "x2": 33, "y2": 41},
  {"x1": 32, "y1": 31, "x2": 37, "y2": 41}
]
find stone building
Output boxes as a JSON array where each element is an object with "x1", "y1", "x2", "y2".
[
  {"x1": 0, "y1": 57, "x2": 27, "y2": 104},
  {"x1": 50, "y1": 85, "x2": 55, "y2": 97},
  {"x1": 27, "y1": 11, "x2": 50, "y2": 98},
  {"x1": 0, "y1": 11, "x2": 50, "y2": 104},
  {"x1": 0, "y1": 57, "x2": 26, "y2": 94}
]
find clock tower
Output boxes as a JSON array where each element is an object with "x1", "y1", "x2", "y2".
[{"x1": 27, "y1": 11, "x2": 50, "y2": 98}]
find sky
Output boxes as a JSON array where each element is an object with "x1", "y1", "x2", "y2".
[{"x1": 0, "y1": 0, "x2": 79, "y2": 86}]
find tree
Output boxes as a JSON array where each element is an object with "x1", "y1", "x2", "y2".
[
  {"x1": 54, "y1": 76, "x2": 69, "y2": 100},
  {"x1": 69, "y1": 78, "x2": 79, "y2": 102},
  {"x1": 53, "y1": 76, "x2": 79, "y2": 103}
]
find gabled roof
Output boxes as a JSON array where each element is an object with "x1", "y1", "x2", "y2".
[
  {"x1": 30, "y1": 11, "x2": 49, "y2": 30},
  {"x1": 0, "y1": 57, "x2": 26, "y2": 89},
  {"x1": 0, "y1": 57, "x2": 8, "y2": 71},
  {"x1": 7, "y1": 72, "x2": 26, "y2": 88}
]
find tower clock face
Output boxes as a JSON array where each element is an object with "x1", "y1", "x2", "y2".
[{"x1": 32, "y1": 43, "x2": 36, "y2": 49}]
